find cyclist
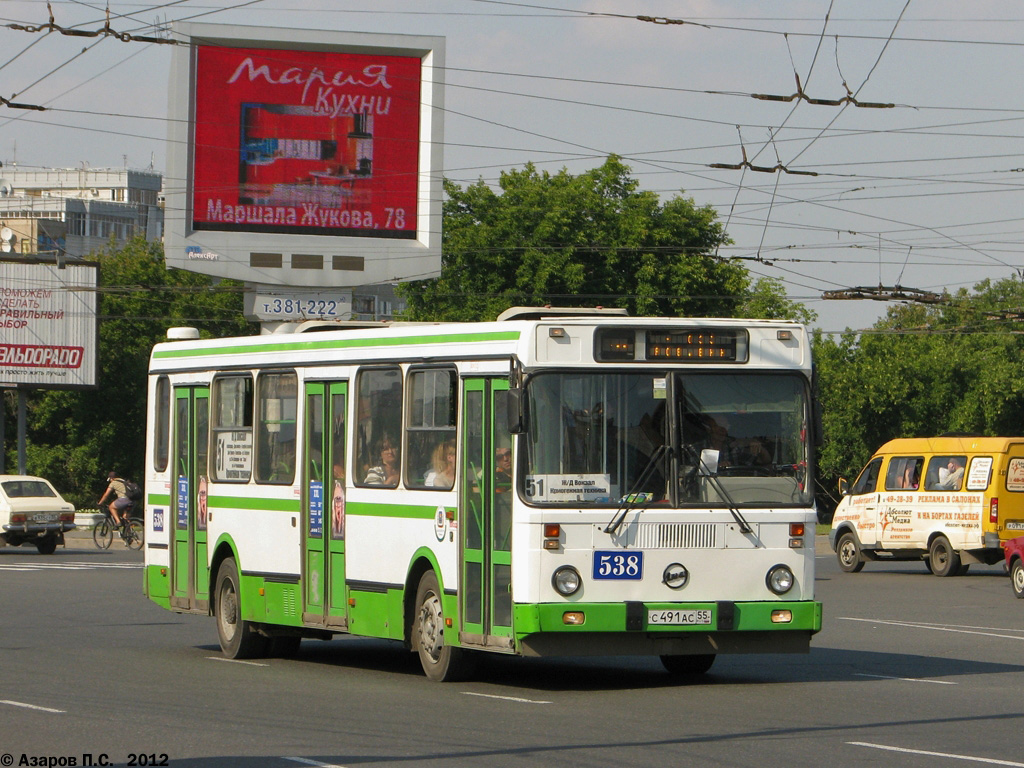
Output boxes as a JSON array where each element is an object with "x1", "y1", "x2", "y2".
[{"x1": 98, "y1": 471, "x2": 133, "y2": 531}]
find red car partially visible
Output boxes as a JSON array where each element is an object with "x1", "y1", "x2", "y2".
[{"x1": 1005, "y1": 536, "x2": 1024, "y2": 598}]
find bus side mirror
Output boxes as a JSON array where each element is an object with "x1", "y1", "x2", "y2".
[
  {"x1": 838, "y1": 478, "x2": 849, "y2": 496},
  {"x1": 507, "y1": 388, "x2": 525, "y2": 434}
]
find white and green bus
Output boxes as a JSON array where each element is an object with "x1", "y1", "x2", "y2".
[{"x1": 142, "y1": 307, "x2": 822, "y2": 680}]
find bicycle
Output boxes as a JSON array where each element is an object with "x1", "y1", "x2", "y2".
[{"x1": 93, "y1": 505, "x2": 144, "y2": 551}]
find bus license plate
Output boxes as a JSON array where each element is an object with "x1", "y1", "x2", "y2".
[
  {"x1": 592, "y1": 550, "x2": 643, "y2": 580},
  {"x1": 648, "y1": 609, "x2": 712, "y2": 626}
]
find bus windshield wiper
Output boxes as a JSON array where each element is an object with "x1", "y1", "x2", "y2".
[
  {"x1": 687, "y1": 445, "x2": 753, "y2": 535},
  {"x1": 604, "y1": 444, "x2": 668, "y2": 536}
]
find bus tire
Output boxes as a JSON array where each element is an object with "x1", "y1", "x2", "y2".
[
  {"x1": 1012, "y1": 560, "x2": 1024, "y2": 599},
  {"x1": 35, "y1": 535, "x2": 58, "y2": 555},
  {"x1": 929, "y1": 536, "x2": 961, "y2": 577},
  {"x1": 661, "y1": 654, "x2": 715, "y2": 676},
  {"x1": 836, "y1": 531, "x2": 864, "y2": 573},
  {"x1": 215, "y1": 557, "x2": 269, "y2": 659},
  {"x1": 413, "y1": 570, "x2": 473, "y2": 682}
]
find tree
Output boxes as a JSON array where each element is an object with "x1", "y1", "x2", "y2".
[
  {"x1": 736, "y1": 277, "x2": 817, "y2": 325},
  {"x1": 399, "y1": 156, "x2": 750, "y2": 320},
  {"x1": 812, "y1": 275, "x2": 1024, "y2": 518},
  {"x1": 4, "y1": 237, "x2": 253, "y2": 507}
]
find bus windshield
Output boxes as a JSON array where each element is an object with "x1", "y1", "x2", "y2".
[{"x1": 524, "y1": 371, "x2": 812, "y2": 507}]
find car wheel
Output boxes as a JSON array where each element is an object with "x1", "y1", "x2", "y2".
[
  {"x1": 35, "y1": 535, "x2": 58, "y2": 555},
  {"x1": 1012, "y1": 560, "x2": 1024, "y2": 599}
]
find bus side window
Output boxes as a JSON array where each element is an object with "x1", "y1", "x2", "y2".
[
  {"x1": 850, "y1": 457, "x2": 882, "y2": 495},
  {"x1": 405, "y1": 369, "x2": 457, "y2": 490},
  {"x1": 355, "y1": 367, "x2": 403, "y2": 488}
]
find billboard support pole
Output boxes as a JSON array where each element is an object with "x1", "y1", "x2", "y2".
[{"x1": 17, "y1": 390, "x2": 26, "y2": 475}]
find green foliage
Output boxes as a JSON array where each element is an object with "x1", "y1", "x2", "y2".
[
  {"x1": 736, "y1": 277, "x2": 818, "y2": 325},
  {"x1": 813, "y1": 275, "x2": 1024, "y2": 517},
  {"x1": 3, "y1": 237, "x2": 253, "y2": 507},
  {"x1": 399, "y1": 156, "x2": 751, "y2": 320}
]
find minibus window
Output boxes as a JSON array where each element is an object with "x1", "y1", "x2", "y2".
[
  {"x1": 850, "y1": 457, "x2": 882, "y2": 495},
  {"x1": 924, "y1": 455, "x2": 968, "y2": 491},
  {"x1": 885, "y1": 457, "x2": 922, "y2": 491}
]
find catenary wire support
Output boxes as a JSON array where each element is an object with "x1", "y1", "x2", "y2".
[
  {"x1": 751, "y1": 71, "x2": 894, "y2": 109},
  {"x1": 7, "y1": 2, "x2": 176, "y2": 45}
]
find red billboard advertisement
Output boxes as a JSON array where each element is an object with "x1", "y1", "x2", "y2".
[{"x1": 192, "y1": 44, "x2": 422, "y2": 240}]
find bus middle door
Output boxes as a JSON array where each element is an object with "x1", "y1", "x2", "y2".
[
  {"x1": 461, "y1": 377, "x2": 513, "y2": 651},
  {"x1": 301, "y1": 381, "x2": 349, "y2": 628},
  {"x1": 170, "y1": 386, "x2": 210, "y2": 612}
]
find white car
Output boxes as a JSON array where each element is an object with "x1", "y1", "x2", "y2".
[{"x1": 0, "y1": 475, "x2": 76, "y2": 554}]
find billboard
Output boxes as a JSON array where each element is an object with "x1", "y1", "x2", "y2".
[
  {"x1": 165, "y1": 23, "x2": 444, "y2": 288},
  {"x1": 0, "y1": 259, "x2": 98, "y2": 389}
]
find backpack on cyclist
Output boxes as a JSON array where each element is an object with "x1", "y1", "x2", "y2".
[{"x1": 123, "y1": 478, "x2": 143, "y2": 502}]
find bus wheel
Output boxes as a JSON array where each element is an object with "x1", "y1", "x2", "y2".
[
  {"x1": 35, "y1": 535, "x2": 58, "y2": 555},
  {"x1": 413, "y1": 571, "x2": 473, "y2": 682},
  {"x1": 1012, "y1": 560, "x2": 1024, "y2": 598},
  {"x1": 836, "y1": 532, "x2": 865, "y2": 573},
  {"x1": 661, "y1": 654, "x2": 715, "y2": 676},
  {"x1": 215, "y1": 557, "x2": 269, "y2": 659},
  {"x1": 929, "y1": 536, "x2": 961, "y2": 577}
]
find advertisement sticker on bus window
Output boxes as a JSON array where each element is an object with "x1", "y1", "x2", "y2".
[
  {"x1": 308, "y1": 480, "x2": 323, "y2": 537},
  {"x1": 1005, "y1": 457, "x2": 1024, "y2": 491},
  {"x1": 216, "y1": 431, "x2": 253, "y2": 480},
  {"x1": 525, "y1": 474, "x2": 612, "y2": 503},
  {"x1": 967, "y1": 456, "x2": 994, "y2": 491}
]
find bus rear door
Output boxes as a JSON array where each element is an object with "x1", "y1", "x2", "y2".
[{"x1": 170, "y1": 386, "x2": 210, "y2": 612}]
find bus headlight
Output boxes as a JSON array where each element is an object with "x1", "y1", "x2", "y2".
[
  {"x1": 552, "y1": 566, "x2": 581, "y2": 596},
  {"x1": 766, "y1": 564, "x2": 795, "y2": 595}
]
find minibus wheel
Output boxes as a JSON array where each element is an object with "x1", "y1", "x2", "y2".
[
  {"x1": 928, "y1": 536, "x2": 962, "y2": 577},
  {"x1": 836, "y1": 531, "x2": 864, "y2": 573}
]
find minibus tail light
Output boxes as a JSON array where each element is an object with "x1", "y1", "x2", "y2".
[{"x1": 991, "y1": 497, "x2": 999, "y2": 524}]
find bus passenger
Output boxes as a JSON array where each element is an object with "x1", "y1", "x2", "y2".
[
  {"x1": 363, "y1": 435, "x2": 399, "y2": 486},
  {"x1": 938, "y1": 457, "x2": 965, "y2": 490},
  {"x1": 424, "y1": 440, "x2": 456, "y2": 489}
]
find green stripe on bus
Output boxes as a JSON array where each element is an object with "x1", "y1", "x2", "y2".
[
  {"x1": 153, "y1": 330, "x2": 521, "y2": 359},
  {"x1": 208, "y1": 496, "x2": 301, "y2": 512},
  {"x1": 148, "y1": 494, "x2": 171, "y2": 506},
  {"x1": 346, "y1": 501, "x2": 441, "y2": 520},
  {"x1": 515, "y1": 601, "x2": 822, "y2": 634}
]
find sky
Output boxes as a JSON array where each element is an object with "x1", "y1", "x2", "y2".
[{"x1": 1, "y1": 0, "x2": 1023, "y2": 333}]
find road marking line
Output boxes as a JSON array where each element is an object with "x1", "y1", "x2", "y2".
[
  {"x1": 462, "y1": 692, "x2": 551, "y2": 704},
  {"x1": 205, "y1": 656, "x2": 270, "y2": 667},
  {"x1": 0, "y1": 699, "x2": 65, "y2": 713},
  {"x1": 839, "y1": 616, "x2": 1024, "y2": 641},
  {"x1": 284, "y1": 757, "x2": 348, "y2": 768},
  {"x1": 849, "y1": 741, "x2": 1024, "y2": 766},
  {"x1": 854, "y1": 673, "x2": 956, "y2": 685}
]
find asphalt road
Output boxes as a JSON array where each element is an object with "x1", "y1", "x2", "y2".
[{"x1": 2, "y1": 534, "x2": 1023, "y2": 768}]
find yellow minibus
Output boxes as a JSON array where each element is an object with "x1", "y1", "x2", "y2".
[{"x1": 830, "y1": 436, "x2": 1024, "y2": 576}]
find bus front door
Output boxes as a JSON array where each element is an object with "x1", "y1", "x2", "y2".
[
  {"x1": 302, "y1": 381, "x2": 349, "y2": 628},
  {"x1": 170, "y1": 386, "x2": 210, "y2": 612},
  {"x1": 461, "y1": 378, "x2": 513, "y2": 650}
]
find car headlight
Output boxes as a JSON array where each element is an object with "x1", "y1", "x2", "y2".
[
  {"x1": 552, "y1": 566, "x2": 581, "y2": 596},
  {"x1": 766, "y1": 564, "x2": 795, "y2": 595}
]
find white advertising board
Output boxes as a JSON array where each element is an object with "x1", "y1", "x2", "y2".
[
  {"x1": 164, "y1": 22, "x2": 445, "y2": 289},
  {"x1": 0, "y1": 260, "x2": 98, "y2": 389}
]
